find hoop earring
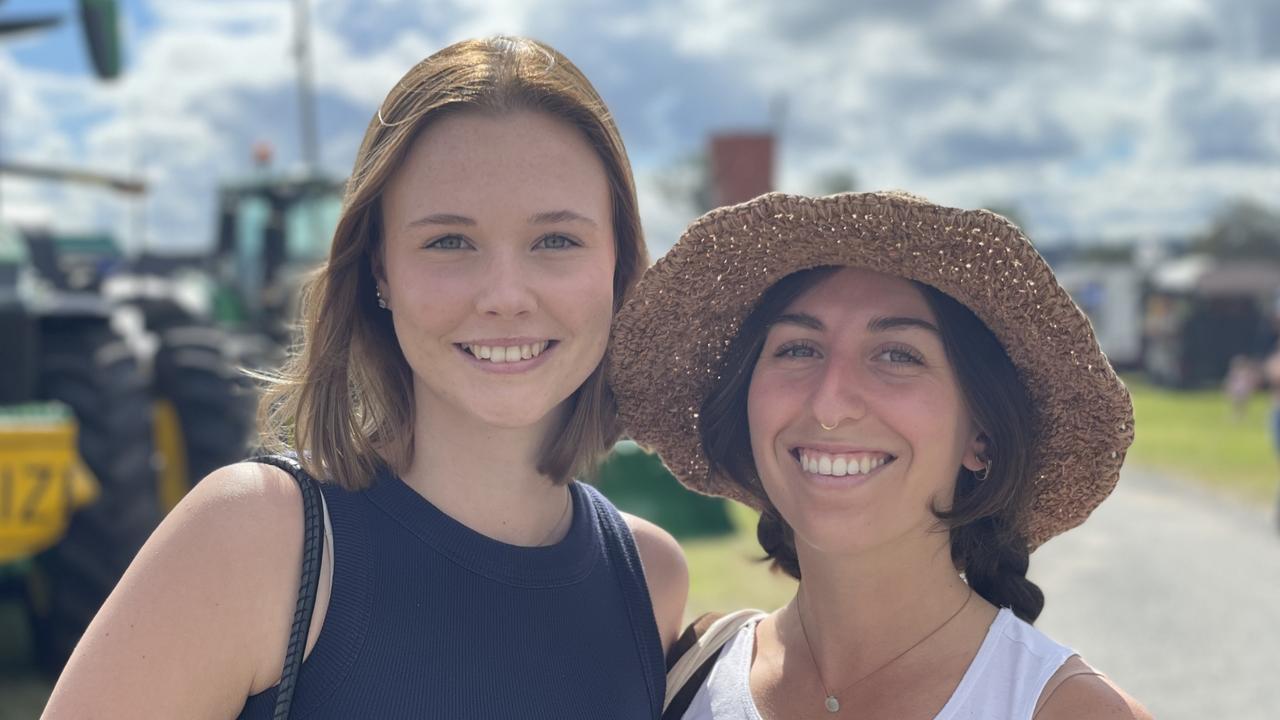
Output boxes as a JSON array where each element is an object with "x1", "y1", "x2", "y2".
[
  {"x1": 820, "y1": 420, "x2": 839, "y2": 431},
  {"x1": 973, "y1": 462, "x2": 990, "y2": 481}
]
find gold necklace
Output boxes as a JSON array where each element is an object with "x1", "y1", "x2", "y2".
[{"x1": 794, "y1": 587, "x2": 974, "y2": 714}]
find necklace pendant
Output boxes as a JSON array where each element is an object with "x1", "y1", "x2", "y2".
[{"x1": 825, "y1": 695, "x2": 840, "y2": 713}]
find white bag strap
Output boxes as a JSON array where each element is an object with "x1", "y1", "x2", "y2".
[{"x1": 663, "y1": 608, "x2": 768, "y2": 712}]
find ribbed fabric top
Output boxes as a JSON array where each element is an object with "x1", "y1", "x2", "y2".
[{"x1": 237, "y1": 467, "x2": 665, "y2": 719}]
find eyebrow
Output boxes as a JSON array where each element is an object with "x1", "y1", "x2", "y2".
[
  {"x1": 769, "y1": 312, "x2": 939, "y2": 334},
  {"x1": 407, "y1": 213, "x2": 476, "y2": 228},
  {"x1": 529, "y1": 209, "x2": 598, "y2": 227},
  {"x1": 770, "y1": 313, "x2": 824, "y2": 331},
  {"x1": 867, "y1": 315, "x2": 940, "y2": 334},
  {"x1": 406, "y1": 209, "x2": 598, "y2": 230}
]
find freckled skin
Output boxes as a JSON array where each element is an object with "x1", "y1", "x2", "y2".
[{"x1": 378, "y1": 110, "x2": 616, "y2": 431}]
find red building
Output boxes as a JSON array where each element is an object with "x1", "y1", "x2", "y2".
[{"x1": 709, "y1": 133, "x2": 774, "y2": 208}]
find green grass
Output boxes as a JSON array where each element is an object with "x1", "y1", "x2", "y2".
[
  {"x1": 1125, "y1": 376, "x2": 1277, "y2": 502},
  {"x1": 682, "y1": 502, "x2": 796, "y2": 620}
]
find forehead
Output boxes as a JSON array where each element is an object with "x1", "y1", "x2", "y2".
[
  {"x1": 383, "y1": 109, "x2": 609, "y2": 220},
  {"x1": 784, "y1": 267, "x2": 934, "y2": 323}
]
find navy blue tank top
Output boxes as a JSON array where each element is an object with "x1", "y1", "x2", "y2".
[{"x1": 237, "y1": 467, "x2": 665, "y2": 719}]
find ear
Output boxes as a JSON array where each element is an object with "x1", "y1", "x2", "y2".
[
  {"x1": 368, "y1": 246, "x2": 390, "y2": 304},
  {"x1": 961, "y1": 430, "x2": 989, "y2": 473}
]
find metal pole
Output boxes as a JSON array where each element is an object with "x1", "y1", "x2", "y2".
[
  {"x1": 0, "y1": 69, "x2": 6, "y2": 225},
  {"x1": 293, "y1": 0, "x2": 319, "y2": 175}
]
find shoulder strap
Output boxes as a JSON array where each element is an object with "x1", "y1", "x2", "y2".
[
  {"x1": 662, "y1": 608, "x2": 767, "y2": 718},
  {"x1": 584, "y1": 484, "x2": 666, "y2": 718},
  {"x1": 248, "y1": 454, "x2": 326, "y2": 720}
]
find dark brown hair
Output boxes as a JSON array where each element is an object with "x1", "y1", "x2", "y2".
[
  {"x1": 700, "y1": 267, "x2": 1045, "y2": 623},
  {"x1": 258, "y1": 36, "x2": 648, "y2": 488}
]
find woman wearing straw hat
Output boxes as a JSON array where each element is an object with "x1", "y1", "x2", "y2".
[
  {"x1": 610, "y1": 192, "x2": 1150, "y2": 719},
  {"x1": 44, "y1": 37, "x2": 686, "y2": 719}
]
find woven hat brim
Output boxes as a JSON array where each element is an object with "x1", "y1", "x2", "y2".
[{"x1": 608, "y1": 192, "x2": 1134, "y2": 549}]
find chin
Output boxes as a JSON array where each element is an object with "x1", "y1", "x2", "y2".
[{"x1": 471, "y1": 404, "x2": 559, "y2": 429}]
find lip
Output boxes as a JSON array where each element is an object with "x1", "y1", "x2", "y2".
[
  {"x1": 790, "y1": 442, "x2": 890, "y2": 455},
  {"x1": 454, "y1": 339, "x2": 558, "y2": 374},
  {"x1": 457, "y1": 336, "x2": 554, "y2": 346}
]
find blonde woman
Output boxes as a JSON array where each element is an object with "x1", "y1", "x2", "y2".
[{"x1": 45, "y1": 37, "x2": 686, "y2": 719}]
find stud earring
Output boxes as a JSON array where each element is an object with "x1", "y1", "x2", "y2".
[{"x1": 376, "y1": 288, "x2": 388, "y2": 310}]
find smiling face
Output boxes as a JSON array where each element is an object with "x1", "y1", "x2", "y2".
[
  {"x1": 746, "y1": 267, "x2": 987, "y2": 559},
  {"x1": 377, "y1": 109, "x2": 616, "y2": 431}
]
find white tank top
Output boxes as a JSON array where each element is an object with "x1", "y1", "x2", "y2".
[{"x1": 680, "y1": 608, "x2": 1075, "y2": 720}]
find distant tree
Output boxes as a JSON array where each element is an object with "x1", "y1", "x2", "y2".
[
  {"x1": 1073, "y1": 243, "x2": 1135, "y2": 264},
  {"x1": 980, "y1": 201, "x2": 1028, "y2": 230},
  {"x1": 816, "y1": 169, "x2": 857, "y2": 195},
  {"x1": 653, "y1": 152, "x2": 711, "y2": 214},
  {"x1": 1192, "y1": 199, "x2": 1280, "y2": 260}
]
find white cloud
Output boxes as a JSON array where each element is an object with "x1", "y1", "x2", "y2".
[{"x1": 2, "y1": 0, "x2": 1277, "y2": 256}]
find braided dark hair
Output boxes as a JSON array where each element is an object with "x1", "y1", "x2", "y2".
[
  {"x1": 700, "y1": 268, "x2": 1045, "y2": 623},
  {"x1": 925, "y1": 286, "x2": 1044, "y2": 622}
]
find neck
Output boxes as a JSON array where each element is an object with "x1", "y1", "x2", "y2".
[
  {"x1": 787, "y1": 531, "x2": 982, "y2": 682},
  {"x1": 397, "y1": 381, "x2": 573, "y2": 546}
]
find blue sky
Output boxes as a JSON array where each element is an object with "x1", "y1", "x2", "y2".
[{"x1": 1, "y1": 0, "x2": 1278, "y2": 256}]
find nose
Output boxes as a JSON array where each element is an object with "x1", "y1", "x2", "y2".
[
  {"x1": 810, "y1": 357, "x2": 867, "y2": 430},
  {"x1": 474, "y1": 249, "x2": 538, "y2": 318}
]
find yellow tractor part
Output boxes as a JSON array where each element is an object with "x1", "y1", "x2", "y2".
[
  {"x1": 0, "y1": 409, "x2": 100, "y2": 564},
  {"x1": 152, "y1": 399, "x2": 190, "y2": 514}
]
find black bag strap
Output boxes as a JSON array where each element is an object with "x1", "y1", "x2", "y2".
[{"x1": 249, "y1": 454, "x2": 325, "y2": 720}]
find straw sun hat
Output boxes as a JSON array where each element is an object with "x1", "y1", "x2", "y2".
[{"x1": 608, "y1": 191, "x2": 1133, "y2": 548}]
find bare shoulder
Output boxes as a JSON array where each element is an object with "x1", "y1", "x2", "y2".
[
  {"x1": 176, "y1": 460, "x2": 305, "y2": 534},
  {"x1": 1035, "y1": 656, "x2": 1153, "y2": 720},
  {"x1": 621, "y1": 512, "x2": 689, "y2": 591},
  {"x1": 43, "y1": 462, "x2": 306, "y2": 719},
  {"x1": 621, "y1": 512, "x2": 689, "y2": 652}
]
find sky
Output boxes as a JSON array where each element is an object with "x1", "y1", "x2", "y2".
[{"x1": 0, "y1": 0, "x2": 1277, "y2": 258}]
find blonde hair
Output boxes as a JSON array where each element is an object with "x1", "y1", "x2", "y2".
[{"x1": 258, "y1": 37, "x2": 648, "y2": 488}]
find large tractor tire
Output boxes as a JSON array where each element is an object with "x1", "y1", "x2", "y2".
[
  {"x1": 153, "y1": 325, "x2": 256, "y2": 491},
  {"x1": 27, "y1": 324, "x2": 160, "y2": 674}
]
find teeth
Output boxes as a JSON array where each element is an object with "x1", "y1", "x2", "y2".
[
  {"x1": 463, "y1": 341, "x2": 550, "y2": 363},
  {"x1": 797, "y1": 450, "x2": 890, "y2": 477}
]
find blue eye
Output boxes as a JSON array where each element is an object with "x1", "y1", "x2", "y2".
[
  {"x1": 775, "y1": 341, "x2": 820, "y2": 359},
  {"x1": 424, "y1": 234, "x2": 471, "y2": 250},
  {"x1": 534, "y1": 233, "x2": 579, "y2": 250}
]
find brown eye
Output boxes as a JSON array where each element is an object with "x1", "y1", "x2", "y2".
[
  {"x1": 877, "y1": 345, "x2": 924, "y2": 365},
  {"x1": 775, "y1": 341, "x2": 820, "y2": 359}
]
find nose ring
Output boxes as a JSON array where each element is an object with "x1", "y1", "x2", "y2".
[{"x1": 820, "y1": 421, "x2": 839, "y2": 431}]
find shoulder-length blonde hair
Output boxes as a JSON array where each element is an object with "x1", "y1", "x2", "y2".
[{"x1": 259, "y1": 36, "x2": 648, "y2": 489}]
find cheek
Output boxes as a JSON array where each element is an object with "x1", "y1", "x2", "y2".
[
  {"x1": 888, "y1": 385, "x2": 972, "y2": 474},
  {"x1": 391, "y1": 269, "x2": 469, "y2": 330},
  {"x1": 746, "y1": 367, "x2": 789, "y2": 463},
  {"x1": 566, "y1": 261, "x2": 616, "y2": 344}
]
